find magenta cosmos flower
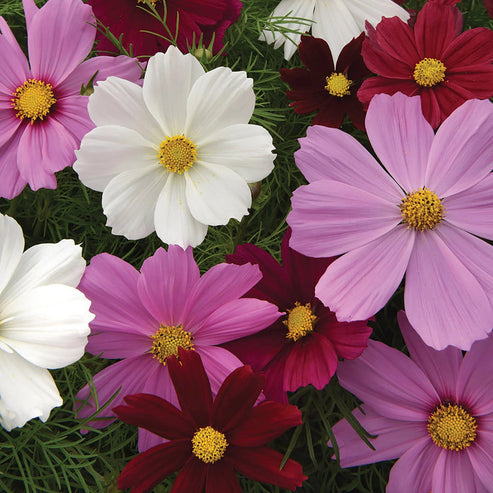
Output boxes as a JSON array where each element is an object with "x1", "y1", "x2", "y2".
[
  {"x1": 0, "y1": 0, "x2": 142, "y2": 199},
  {"x1": 75, "y1": 246, "x2": 281, "y2": 452},
  {"x1": 88, "y1": 0, "x2": 242, "y2": 57},
  {"x1": 287, "y1": 92, "x2": 493, "y2": 351},
  {"x1": 114, "y1": 349, "x2": 307, "y2": 492},
  {"x1": 224, "y1": 229, "x2": 372, "y2": 403},
  {"x1": 331, "y1": 312, "x2": 493, "y2": 492}
]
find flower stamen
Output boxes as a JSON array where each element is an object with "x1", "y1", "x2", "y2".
[
  {"x1": 12, "y1": 79, "x2": 56, "y2": 123},
  {"x1": 158, "y1": 135, "x2": 197, "y2": 174},
  {"x1": 325, "y1": 73, "x2": 352, "y2": 97},
  {"x1": 284, "y1": 302, "x2": 317, "y2": 342},
  {"x1": 150, "y1": 324, "x2": 194, "y2": 365},
  {"x1": 413, "y1": 58, "x2": 446, "y2": 87},
  {"x1": 400, "y1": 188, "x2": 444, "y2": 231},
  {"x1": 192, "y1": 426, "x2": 228, "y2": 463},
  {"x1": 428, "y1": 403, "x2": 477, "y2": 451}
]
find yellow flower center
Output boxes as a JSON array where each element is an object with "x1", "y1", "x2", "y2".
[
  {"x1": 158, "y1": 135, "x2": 197, "y2": 174},
  {"x1": 400, "y1": 187, "x2": 444, "y2": 231},
  {"x1": 150, "y1": 325, "x2": 194, "y2": 365},
  {"x1": 427, "y1": 403, "x2": 477, "y2": 451},
  {"x1": 413, "y1": 58, "x2": 446, "y2": 87},
  {"x1": 324, "y1": 73, "x2": 352, "y2": 97},
  {"x1": 137, "y1": 0, "x2": 159, "y2": 6},
  {"x1": 283, "y1": 302, "x2": 317, "y2": 342},
  {"x1": 11, "y1": 79, "x2": 56, "y2": 123},
  {"x1": 191, "y1": 426, "x2": 228, "y2": 463}
]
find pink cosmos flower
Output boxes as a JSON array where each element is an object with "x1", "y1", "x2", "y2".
[
  {"x1": 331, "y1": 312, "x2": 493, "y2": 492},
  {"x1": 75, "y1": 246, "x2": 281, "y2": 452},
  {"x1": 287, "y1": 93, "x2": 493, "y2": 351},
  {"x1": 224, "y1": 229, "x2": 372, "y2": 403},
  {"x1": 0, "y1": 0, "x2": 143, "y2": 199}
]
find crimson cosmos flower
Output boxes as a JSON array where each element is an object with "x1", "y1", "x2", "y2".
[
  {"x1": 88, "y1": 0, "x2": 242, "y2": 57},
  {"x1": 358, "y1": 2, "x2": 493, "y2": 128},
  {"x1": 223, "y1": 229, "x2": 372, "y2": 403},
  {"x1": 280, "y1": 34, "x2": 370, "y2": 131},
  {"x1": 113, "y1": 348, "x2": 307, "y2": 492}
]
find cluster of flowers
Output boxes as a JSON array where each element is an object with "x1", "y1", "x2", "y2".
[{"x1": 0, "y1": 0, "x2": 492, "y2": 491}]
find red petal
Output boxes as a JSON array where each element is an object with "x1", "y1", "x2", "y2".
[
  {"x1": 118, "y1": 440, "x2": 190, "y2": 493},
  {"x1": 362, "y1": 36, "x2": 413, "y2": 79},
  {"x1": 263, "y1": 349, "x2": 290, "y2": 403},
  {"x1": 226, "y1": 446, "x2": 307, "y2": 491},
  {"x1": 168, "y1": 349, "x2": 213, "y2": 427},
  {"x1": 443, "y1": 27, "x2": 493, "y2": 66},
  {"x1": 446, "y1": 68, "x2": 493, "y2": 98},
  {"x1": 298, "y1": 35, "x2": 334, "y2": 75},
  {"x1": 228, "y1": 401, "x2": 302, "y2": 447},
  {"x1": 114, "y1": 393, "x2": 195, "y2": 439},
  {"x1": 211, "y1": 365, "x2": 264, "y2": 432},
  {"x1": 357, "y1": 76, "x2": 418, "y2": 107},
  {"x1": 280, "y1": 67, "x2": 323, "y2": 92},
  {"x1": 419, "y1": 87, "x2": 442, "y2": 128},
  {"x1": 336, "y1": 32, "x2": 366, "y2": 73},
  {"x1": 205, "y1": 462, "x2": 241, "y2": 493},
  {"x1": 171, "y1": 456, "x2": 207, "y2": 493}
]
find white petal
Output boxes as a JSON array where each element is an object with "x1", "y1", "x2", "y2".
[
  {"x1": 0, "y1": 240, "x2": 85, "y2": 309},
  {"x1": 347, "y1": 0, "x2": 409, "y2": 29},
  {"x1": 102, "y1": 166, "x2": 167, "y2": 240},
  {"x1": 185, "y1": 162, "x2": 251, "y2": 225},
  {"x1": 0, "y1": 284, "x2": 92, "y2": 369},
  {"x1": 0, "y1": 349, "x2": 62, "y2": 431},
  {"x1": 0, "y1": 214, "x2": 24, "y2": 295},
  {"x1": 88, "y1": 77, "x2": 163, "y2": 143},
  {"x1": 185, "y1": 67, "x2": 255, "y2": 141},
  {"x1": 154, "y1": 174, "x2": 208, "y2": 248},
  {"x1": 142, "y1": 47, "x2": 205, "y2": 136},
  {"x1": 197, "y1": 124, "x2": 275, "y2": 182},
  {"x1": 74, "y1": 125, "x2": 159, "y2": 192}
]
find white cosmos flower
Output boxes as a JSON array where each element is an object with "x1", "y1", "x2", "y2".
[
  {"x1": 260, "y1": 0, "x2": 409, "y2": 61},
  {"x1": 74, "y1": 46, "x2": 276, "y2": 248},
  {"x1": 0, "y1": 214, "x2": 92, "y2": 431}
]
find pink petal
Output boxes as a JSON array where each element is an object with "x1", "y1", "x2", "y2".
[
  {"x1": 330, "y1": 407, "x2": 425, "y2": 467},
  {"x1": 426, "y1": 99, "x2": 493, "y2": 197},
  {"x1": 0, "y1": 99, "x2": 22, "y2": 149},
  {"x1": 22, "y1": 0, "x2": 38, "y2": 29},
  {"x1": 28, "y1": 0, "x2": 95, "y2": 84},
  {"x1": 137, "y1": 246, "x2": 200, "y2": 326},
  {"x1": 194, "y1": 298, "x2": 281, "y2": 345},
  {"x1": 0, "y1": 129, "x2": 27, "y2": 199},
  {"x1": 432, "y1": 448, "x2": 480, "y2": 493},
  {"x1": 337, "y1": 340, "x2": 439, "y2": 421},
  {"x1": 183, "y1": 262, "x2": 261, "y2": 331},
  {"x1": 295, "y1": 125, "x2": 403, "y2": 202},
  {"x1": 315, "y1": 225, "x2": 415, "y2": 323},
  {"x1": 288, "y1": 180, "x2": 401, "y2": 258},
  {"x1": 386, "y1": 439, "x2": 440, "y2": 493},
  {"x1": 467, "y1": 424, "x2": 493, "y2": 491},
  {"x1": 398, "y1": 311, "x2": 462, "y2": 402},
  {"x1": 52, "y1": 95, "x2": 93, "y2": 143},
  {"x1": 404, "y1": 227, "x2": 493, "y2": 350},
  {"x1": 366, "y1": 93, "x2": 434, "y2": 192},
  {"x1": 443, "y1": 173, "x2": 493, "y2": 241}
]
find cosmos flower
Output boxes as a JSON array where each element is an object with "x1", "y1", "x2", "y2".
[
  {"x1": 280, "y1": 34, "x2": 370, "y2": 131},
  {"x1": 88, "y1": 0, "x2": 243, "y2": 57},
  {"x1": 74, "y1": 46, "x2": 275, "y2": 248},
  {"x1": 331, "y1": 312, "x2": 493, "y2": 493},
  {"x1": 358, "y1": 2, "x2": 493, "y2": 128},
  {"x1": 260, "y1": 0, "x2": 409, "y2": 61},
  {"x1": 0, "y1": 0, "x2": 143, "y2": 199},
  {"x1": 75, "y1": 245, "x2": 281, "y2": 451},
  {"x1": 0, "y1": 214, "x2": 92, "y2": 431},
  {"x1": 224, "y1": 229, "x2": 372, "y2": 403},
  {"x1": 287, "y1": 93, "x2": 493, "y2": 350}
]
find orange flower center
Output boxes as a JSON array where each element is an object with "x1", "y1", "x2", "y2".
[
  {"x1": 158, "y1": 135, "x2": 197, "y2": 174},
  {"x1": 191, "y1": 426, "x2": 228, "y2": 463},
  {"x1": 400, "y1": 188, "x2": 444, "y2": 231},
  {"x1": 150, "y1": 324, "x2": 194, "y2": 364},
  {"x1": 413, "y1": 58, "x2": 446, "y2": 87},
  {"x1": 324, "y1": 72, "x2": 352, "y2": 97},
  {"x1": 12, "y1": 79, "x2": 56, "y2": 123},
  {"x1": 283, "y1": 302, "x2": 317, "y2": 342}
]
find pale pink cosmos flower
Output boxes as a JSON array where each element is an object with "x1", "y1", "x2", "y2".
[
  {"x1": 287, "y1": 93, "x2": 493, "y2": 350},
  {"x1": 331, "y1": 312, "x2": 493, "y2": 492},
  {"x1": 75, "y1": 246, "x2": 281, "y2": 452},
  {"x1": 0, "y1": 0, "x2": 143, "y2": 199}
]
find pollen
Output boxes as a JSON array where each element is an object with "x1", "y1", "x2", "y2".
[
  {"x1": 283, "y1": 302, "x2": 317, "y2": 342},
  {"x1": 324, "y1": 73, "x2": 352, "y2": 97},
  {"x1": 427, "y1": 403, "x2": 477, "y2": 451},
  {"x1": 413, "y1": 58, "x2": 446, "y2": 87},
  {"x1": 12, "y1": 79, "x2": 56, "y2": 123},
  {"x1": 400, "y1": 187, "x2": 444, "y2": 231},
  {"x1": 137, "y1": 0, "x2": 158, "y2": 6},
  {"x1": 158, "y1": 135, "x2": 197, "y2": 174},
  {"x1": 191, "y1": 426, "x2": 228, "y2": 464},
  {"x1": 150, "y1": 324, "x2": 194, "y2": 365}
]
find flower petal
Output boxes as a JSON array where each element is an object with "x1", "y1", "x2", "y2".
[
  {"x1": 288, "y1": 180, "x2": 401, "y2": 258},
  {"x1": 432, "y1": 447, "x2": 479, "y2": 493},
  {"x1": 0, "y1": 349, "x2": 61, "y2": 431},
  {"x1": 0, "y1": 129, "x2": 27, "y2": 200},
  {"x1": 170, "y1": 456, "x2": 207, "y2": 493},
  {"x1": 52, "y1": 95, "x2": 93, "y2": 143},
  {"x1": 466, "y1": 426, "x2": 493, "y2": 492},
  {"x1": 0, "y1": 214, "x2": 24, "y2": 296},
  {"x1": 315, "y1": 225, "x2": 415, "y2": 323},
  {"x1": 205, "y1": 463, "x2": 241, "y2": 493}
]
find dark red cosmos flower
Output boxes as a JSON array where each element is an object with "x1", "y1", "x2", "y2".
[
  {"x1": 279, "y1": 34, "x2": 370, "y2": 131},
  {"x1": 358, "y1": 3, "x2": 493, "y2": 129},
  {"x1": 113, "y1": 349, "x2": 307, "y2": 493},
  {"x1": 223, "y1": 229, "x2": 372, "y2": 403},
  {"x1": 87, "y1": 0, "x2": 242, "y2": 57}
]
